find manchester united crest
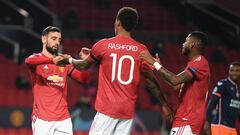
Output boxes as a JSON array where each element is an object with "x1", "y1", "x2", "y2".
[{"x1": 59, "y1": 67, "x2": 65, "y2": 72}]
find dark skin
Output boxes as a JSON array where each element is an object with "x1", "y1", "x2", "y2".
[
  {"x1": 139, "y1": 34, "x2": 204, "y2": 90},
  {"x1": 203, "y1": 64, "x2": 240, "y2": 135},
  {"x1": 55, "y1": 17, "x2": 174, "y2": 119}
]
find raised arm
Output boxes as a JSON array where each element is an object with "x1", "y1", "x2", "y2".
[
  {"x1": 139, "y1": 51, "x2": 192, "y2": 87},
  {"x1": 55, "y1": 47, "x2": 94, "y2": 71}
]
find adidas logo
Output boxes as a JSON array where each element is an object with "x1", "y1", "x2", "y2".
[{"x1": 43, "y1": 65, "x2": 49, "y2": 69}]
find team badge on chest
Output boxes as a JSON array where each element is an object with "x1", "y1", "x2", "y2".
[{"x1": 59, "y1": 67, "x2": 65, "y2": 72}]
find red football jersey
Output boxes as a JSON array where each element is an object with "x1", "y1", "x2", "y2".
[
  {"x1": 172, "y1": 55, "x2": 210, "y2": 134},
  {"x1": 88, "y1": 35, "x2": 151, "y2": 119},
  {"x1": 25, "y1": 53, "x2": 88, "y2": 121}
]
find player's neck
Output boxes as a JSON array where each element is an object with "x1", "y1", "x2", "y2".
[
  {"x1": 188, "y1": 51, "x2": 201, "y2": 60},
  {"x1": 117, "y1": 30, "x2": 131, "y2": 38},
  {"x1": 229, "y1": 77, "x2": 239, "y2": 85}
]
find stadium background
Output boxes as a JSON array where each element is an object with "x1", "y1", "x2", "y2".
[{"x1": 0, "y1": 0, "x2": 239, "y2": 134}]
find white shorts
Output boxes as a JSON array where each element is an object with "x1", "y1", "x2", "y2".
[
  {"x1": 32, "y1": 117, "x2": 73, "y2": 135},
  {"x1": 89, "y1": 112, "x2": 133, "y2": 135},
  {"x1": 170, "y1": 125, "x2": 196, "y2": 135}
]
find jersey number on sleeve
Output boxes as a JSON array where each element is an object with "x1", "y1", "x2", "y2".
[{"x1": 110, "y1": 53, "x2": 134, "y2": 85}]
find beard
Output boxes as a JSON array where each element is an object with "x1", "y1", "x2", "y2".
[
  {"x1": 182, "y1": 47, "x2": 190, "y2": 56},
  {"x1": 46, "y1": 43, "x2": 58, "y2": 56}
]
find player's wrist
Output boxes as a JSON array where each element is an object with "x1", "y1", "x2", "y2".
[
  {"x1": 153, "y1": 62, "x2": 162, "y2": 71},
  {"x1": 68, "y1": 57, "x2": 73, "y2": 64}
]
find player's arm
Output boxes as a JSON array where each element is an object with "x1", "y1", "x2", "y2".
[
  {"x1": 139, "y1": 51, "x2": 192, "y2": 87},
  {"x1": 143, "y1": 71, "x2": 174, "y2": 119},
  {"x1": 70, "y1": 58, "x2": 93, "y2": 71},
  {"x1": 68, "y1": 67, "x2": 89, "y2": 83},
  {"x1": 206, "y1": 94, "x2": 220, "y2": 122},
  {"x1": 25, "y1": 55, "x2": 53, "y2": 66},
  {"x1": 203, "y1": 92, "x2": 221, "y2": 135},
  {"x1": 55, "y1": 56, "x2": 93, "y2": 71},
  {"x1": 206, "y1": 83, "x2": 224, "y2": 123},
  {"x1": 204, "y1": 83, "x2": 224, "y2": 135},
  {"x1": 156, "y1": 67, "x2": 191, "y2": 87},
  {"x1": 55, "y1": 47, "x2": 94, "y2": 71}
]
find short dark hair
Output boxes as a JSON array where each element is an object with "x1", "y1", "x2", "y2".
[
  {"x1": 42, "y1": 26, "x2": 61, "y2": 36},
  {"x1": 116, "y1": 7, "x2": 139, "y2": 32},
  {"x1": 230, "y1": 61, "x2": 240, "y2": 67},
  {"x1": 189, "y1": 31, "x2": 208, "y2": 51}
]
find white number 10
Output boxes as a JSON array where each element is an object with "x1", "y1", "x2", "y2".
[{"x1": 110, "y1": 53, "x2": 135, "y2": 85}]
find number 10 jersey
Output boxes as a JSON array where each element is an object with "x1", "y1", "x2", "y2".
[{"x1": 87, "y1": 35, "x2": 151, "y2": 119}]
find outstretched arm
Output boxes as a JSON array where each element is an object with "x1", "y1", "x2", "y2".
[
  {"x1": 143, "y1": 71, "x2": 174, "y2": 119},
  {"x1": 139, "y1": 51, "x2": 192, "y2": 87},
  {"x1": 70, "y1": 58, "x2": 93, "y2": 71},
  {"x1": 25, "y1": 55, "x2": 53, "y2": 66},
  {"x1": 55, "y1": 47, "x2": 93, "y2": 71}
]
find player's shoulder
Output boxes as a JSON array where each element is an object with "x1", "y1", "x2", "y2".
[
  {"x1": 217, "y1": 78, "x2": 228, "y2": 87},
  {"x1": 129, "y1": 39, "x2": 147, "y2": 50},
  {"x1": 28, "y1": 53, "x2": 43, "y2": 58},
  {"x1": 191, "y1": 55, "x2": 209, "y2": 67},
  {"x1": 193, "y1": 55, "x2": 207, "y2": 63}
]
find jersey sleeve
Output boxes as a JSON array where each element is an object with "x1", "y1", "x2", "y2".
[
  {"x1": 212, "y1": 81, "x2": 226, "y2": 97},
  {"x1": 140, "y1": 46, "x2": 154, "y2": 72},
  {"x1": 87, "y1": 39, "x2": 107, "y2": 63},
  {"x1": 184, "y1": 59, "x2": 208, "y2": 80},
  {"x1": 25, "y1": 53, "x2": 53, "y2": 71},
  {"x1": 67, "y1": 64, "x2": 89, "y2": 83},
  {"x1": 25, "y1": 54, "x2": 53, "y2": 65}
]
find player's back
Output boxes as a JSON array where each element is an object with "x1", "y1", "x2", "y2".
[{"x1": 90, "y1": 35, "x2": 150, "y2": 119}]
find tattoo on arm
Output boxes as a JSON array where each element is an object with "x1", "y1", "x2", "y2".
[
  {"x1": 158, "y1": 67, "x2": 192, "y2": 86},
  {"x1": 144, "y1": 71, "x2": 168, "y2": 105},
  {"x1": 72, "y1": 58, "x2": 93, "y2": 71}
]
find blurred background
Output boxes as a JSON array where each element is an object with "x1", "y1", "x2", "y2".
[{"x1": 0, "y1": 0, "x2": 239, "y2": 135}]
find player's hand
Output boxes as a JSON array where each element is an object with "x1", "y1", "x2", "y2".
[
  {"x1": 53, "y1": 54, "x2": 71, "y2": 65},
  {"x1": 162, "y1": 104, "x2": 174, "y2": 121},
  {"x1": 154, "y1": 53, "x2": 161, "y2": 64},
  {"x1": 79, "y1": 47, "x2": 90, "y2": 59},
  {"x1": 139, "y1": 50, "x2": 155, "y2": 65},
  {"x1": 202, "y1": 121, "x2": 212, "y2": 135}
]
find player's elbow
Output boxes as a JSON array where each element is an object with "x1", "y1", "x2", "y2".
[{"x1": 25, "y1": 58, "x2": 31, "y2": 65}]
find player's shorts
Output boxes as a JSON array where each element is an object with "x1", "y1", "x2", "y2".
[
  {"x1": 211, "y1": 124, "x2": 237, "y2": 135},
  {"x1": 32, "y1": 117, "x2": 73, "y2": 135},
  {"x1": 170, "y1": 125, "x2": 196, "y2": 135},
  {"x1": 89, "y1": 112, "x2": 133, "y2": 135}
]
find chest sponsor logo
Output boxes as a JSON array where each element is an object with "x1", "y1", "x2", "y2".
[
  {"x1": 229, "y1": 99, "x2": 240, "y2": 109},
  {"x1": 47, "y1": 75, "x2": 63, "y2": 83},
  {"x1": 46, "y1": 75, "x2": 64, "y2": 87}
]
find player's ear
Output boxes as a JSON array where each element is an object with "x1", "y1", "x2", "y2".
[
  {"x1": 189, "y1": 40, "x2": 196, "y2": 49},
  {"x1": 116, "y1": 20, "x2": 121, "y2": 27},
  {"x1": 41, "y1": 35, "x2": 46, "y2": 45}
]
